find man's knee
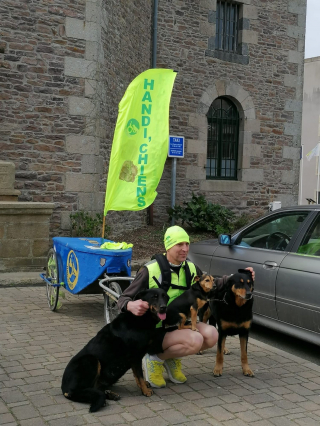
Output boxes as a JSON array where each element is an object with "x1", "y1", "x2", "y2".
[
  {"x1": 188, "y1": 332, "x2": 204, "y2": 352},
  {"x1": 205, "y1": 327, "x2": 218, "y2": 348},
  {"x1": 199, "y1": 325, "x2": 218, "y2": 348}
]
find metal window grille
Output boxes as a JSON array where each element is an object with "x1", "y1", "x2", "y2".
[
  {"x1": 215, "y1": 0, "x2": 239, "y2": 52},
  {"x1": 206, "y1": 97, "x2": 239, "y2": 180}
]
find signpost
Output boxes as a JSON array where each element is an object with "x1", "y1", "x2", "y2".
[
  {"x1": 168, "y1": 136, "x2": 184, "y2": 224},
  {"x1": 168, "y1": 135, "x2": 184, "y2": 158}
]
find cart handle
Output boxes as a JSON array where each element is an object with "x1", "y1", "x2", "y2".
[
  {"x1": 99, "y1": 275, "x2": 134, "y2": 300},
  {"x1": 39, "y1": 273, "x2": 61, "y2": 287}
]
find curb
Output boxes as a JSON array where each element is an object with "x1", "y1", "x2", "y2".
[{"x1": 0, "y1": 272, "x2": 44, "y2": 287}]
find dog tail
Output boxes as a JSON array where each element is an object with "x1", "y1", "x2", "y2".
[{"x1": 63, "y1": 388, "x2": 106, "y2": 412}]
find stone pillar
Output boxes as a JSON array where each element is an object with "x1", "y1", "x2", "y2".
[
  {"x1": 0, "y1": 161, "x2": 54, "y2": 272},
  {"x1": 0, "y1": 161, "x2": 21, "y2": 201},
  {"x1": 0, "y1": 202, "x2": 55, "y2": 272}
]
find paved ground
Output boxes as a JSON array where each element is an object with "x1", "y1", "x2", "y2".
[{"x1": 1, "y1": 285, "x2": 320, "y2": 426}]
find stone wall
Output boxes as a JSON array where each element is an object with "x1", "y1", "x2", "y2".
[
  {"x1": 154, "y1": 0, "x2": 306, "y2": 222},
  {"x1": 0, "y1": 0, "x2": 306, "y2": 234},
  {"x1": 0, "y1": 0, "x2": 152, "y2": 237},
  {"x1": 0, "y1": 202, "x2": 54, "y2": 272}
]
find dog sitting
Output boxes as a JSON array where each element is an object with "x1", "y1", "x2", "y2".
[
  {"x1": 200, "y1": 269, "x2": 254, "y2": 377},
  {"x1": 164, "y1": 274, "x2": 215, "y2": 331},
  {"x1": 61, "y1": 288, "x2": 169, "y2": 412}
]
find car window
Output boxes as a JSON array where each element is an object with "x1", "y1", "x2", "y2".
[
  {"x1": 297, "y1": 215, "x2": 320, "y2": 257},
  {"x1": 235, "y1": 212, "x2": 309, "y2": 251}
]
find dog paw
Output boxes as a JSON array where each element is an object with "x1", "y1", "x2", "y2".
[
  {"x1": 143, "y1": 388, "x2": 154, "y2": 397},
  {"x1": 223, "y1": 348, "x2": 230, "y2": 355},
  {"x1": 213, "y1": 366, "x2": 223, "y2": 377},
  {"x1": 105, "y1": 390, "x2": 121, "y2": 401},
  {"x1": 89, "y1": 402, "x2": 106, "y2": 413},
  {"x1": 145, "y1": 381, "x2": 151, "y2": 388},
  {"x1": 192, "y1": 328, "x2": 199, "y2": 332},
  {"x1": 243, "y1": 368, "x2": 254, "y2": 377},
  {"x1": 196, "y1": 350, "x2": 203, "y2": 355}
]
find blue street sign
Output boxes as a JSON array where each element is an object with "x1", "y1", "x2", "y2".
[{"x1": 168, "y1": 135, "x2": 184, "y2": 158}]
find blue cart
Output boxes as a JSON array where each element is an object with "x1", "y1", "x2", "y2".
[{"x1": 40, "y1": 237, "x2": 134, "y2": 323}]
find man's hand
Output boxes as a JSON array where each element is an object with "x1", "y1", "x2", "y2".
[
  {"x1": 245, "y1": 267, "x2": 255, "y2": 281},
  {"x1": 127, "y1": 300, "x2": 149, "y2": 316}
]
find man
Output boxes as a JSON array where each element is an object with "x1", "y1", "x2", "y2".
[{"x1": 117, "y1": 225, "x2": 255, "y2": 388}]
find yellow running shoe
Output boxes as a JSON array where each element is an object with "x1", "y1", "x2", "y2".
[
  {"x1": 164, "y1": 358, "x2": 187, "y2": 384},
  {"x1": 142, "y1": 354, "x2": 166, "y2": 388}
]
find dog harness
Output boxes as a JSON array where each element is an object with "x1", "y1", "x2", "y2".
[{"x1": 145, "y1": 254, "x2": 197, "y2": 306}]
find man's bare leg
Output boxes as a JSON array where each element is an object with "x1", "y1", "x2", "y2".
[{"x1": 158, "y1": 323, "x2": 218, "y2": 360}]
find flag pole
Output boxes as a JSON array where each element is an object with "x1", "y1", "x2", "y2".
[
  {"x1": 299, "y1": 144, "x2": 303, "y2": 205},
  {"x1": 102, "y1": 214, "x2": 106, "y2": 240}
]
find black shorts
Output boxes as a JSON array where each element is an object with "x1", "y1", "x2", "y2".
[{"x1": 147, "y1": 326, "x2": 178, "y2": 355}]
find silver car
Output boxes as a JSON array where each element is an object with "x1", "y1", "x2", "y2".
[{"x1": 187, "y1": 205, "x2": 320, "y2": 346}]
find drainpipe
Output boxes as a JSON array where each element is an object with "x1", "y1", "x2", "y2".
[
  {"x1": 148, "y1": 0, "x2": 158, "y2": 226},
  {"x1": 152, "y1": 0, "x2": 158, "y2": 68}
]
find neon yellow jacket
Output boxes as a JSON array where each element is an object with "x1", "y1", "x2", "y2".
[{"x1": 145, "y1": 258, "x2": 198, "y2": 327}]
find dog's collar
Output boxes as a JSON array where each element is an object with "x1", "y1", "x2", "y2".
[{"x1": 211, "y1": 292, "x2": 228, "y2": 305}]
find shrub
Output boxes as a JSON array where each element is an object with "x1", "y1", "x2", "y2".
[
  {"x1": 167, "y1": 193, "x2": 235, "y2": 234},
  {"x1": 70, "y1": 211, "x2": 110, "y2": 237},
  {"x1": 231, "y1": 213, "x2": 253, "y2": 233}
]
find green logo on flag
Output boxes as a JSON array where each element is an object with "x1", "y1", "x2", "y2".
[{"x1": 126, "y1": 119, "x2": 140, "y2": 136}]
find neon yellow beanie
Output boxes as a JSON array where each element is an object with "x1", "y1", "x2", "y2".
[{"x1": 164, "y1": 226, "x2": 190, "y2": 251}]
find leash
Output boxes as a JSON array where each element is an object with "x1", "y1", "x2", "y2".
[
  {"x1": 209, "y1": 292, "x2": 228, "y2": 305},
  {"x1": 209, "y1": 292, "x2": 253, "y2": 305}
]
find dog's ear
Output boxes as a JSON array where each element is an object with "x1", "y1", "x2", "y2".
[
  {"x1": 225, "y1": 274, "x2": 235, "y2": 289},
  {"x1": 134, "y1": 290, "x2": 148, "y2": 301},
  {"x1": 193, "y1": 276, "x2": 200, "y2": 282}
]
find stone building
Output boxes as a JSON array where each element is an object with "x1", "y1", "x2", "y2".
[
  {"x1": 0, "y1": 0, "x2": 306, "y2": 237},
  {"x1": 300, "y1": 56, "x2": 320, "y2": 204}
]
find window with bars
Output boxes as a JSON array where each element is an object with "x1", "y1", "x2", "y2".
[
  {"x1": 206, "y1": 97, "x2": 240, "y2": 180},
  {"x1": 215, "y1": 0, "x2": 240, "y2": 53}
]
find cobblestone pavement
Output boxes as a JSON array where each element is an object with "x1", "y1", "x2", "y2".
[{"x1": 1, "y1": 286, "x2": 320, "y2": 426}]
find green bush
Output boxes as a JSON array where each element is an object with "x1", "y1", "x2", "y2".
[
  {"x1": 168, "y1": 194, "x2": 255, "y2": 236},
  {"x1": 70, "y1": 211, "x2": 109, "y2": 237},
  {"x1": 167, "y1": 193, "x2": 235, "y2": 234},
  {"x1": 232, "y1": 213, "x2": 253, "y2": 233}
]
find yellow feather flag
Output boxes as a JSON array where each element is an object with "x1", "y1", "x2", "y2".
[{"x1": 104, "y1": 69, "x2": 177, "y2": 216}]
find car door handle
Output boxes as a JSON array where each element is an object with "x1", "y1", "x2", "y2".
[{"x1": 263, "y1": 261, "x2": 278, "y2": 269}]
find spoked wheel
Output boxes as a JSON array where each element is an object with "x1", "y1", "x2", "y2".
[
  {"x1": 46, "y1": 248, "x2": 60, "y2": 311},
  {"x1": 104, "y1": 281, "x2": 122, "y2": 324}
]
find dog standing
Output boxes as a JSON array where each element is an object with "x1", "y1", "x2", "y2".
[
  {"x1": 200, "y1": 269, "x2": 254, "y2": 377},
  {"x1": 61, "y1": 288, "x2": 169, "y2": 412},
  {"x1": 165, "y1": 274, "x2": 215, "y2": 331}
]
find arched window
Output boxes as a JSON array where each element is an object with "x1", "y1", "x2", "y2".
[{"x1": 206, "y1": 96, "x2": 240, "y2": 180}]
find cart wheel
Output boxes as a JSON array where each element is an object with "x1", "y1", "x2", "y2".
[
  {"x1": 104, "y1": 281, "x2": 122, "y2": 324},
  {"x1": 46, "y1": 248, "x2": 60, "y2": 311}
]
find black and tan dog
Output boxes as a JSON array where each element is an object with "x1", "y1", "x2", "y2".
[
  {"x1": 61, "y1": 288, "x2": 169, "y2": 412},
  {"x1": 165, "y1": 274, "x2": 215, "y2": 331},
  {"x1": 200, "y1": 269, "x2": 254, "y2": 377}
]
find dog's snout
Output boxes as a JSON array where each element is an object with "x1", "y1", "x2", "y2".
[
  {"x1": 245, "y1": 291, "x2": 253, "y2": 300},
  {"x1": 159, "y1": 305, "x2": 167, "y2": 313}
]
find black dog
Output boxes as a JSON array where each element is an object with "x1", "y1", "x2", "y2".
[
  {"x1": 200, "y1": 269, "x2": 254, "y2": 377},
  {"x1": 165, "y1": 274, "x2": 215, "y2": 331},
  {"x1": 61, "y1": 288, "x2": 169, "y2": 412}
]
